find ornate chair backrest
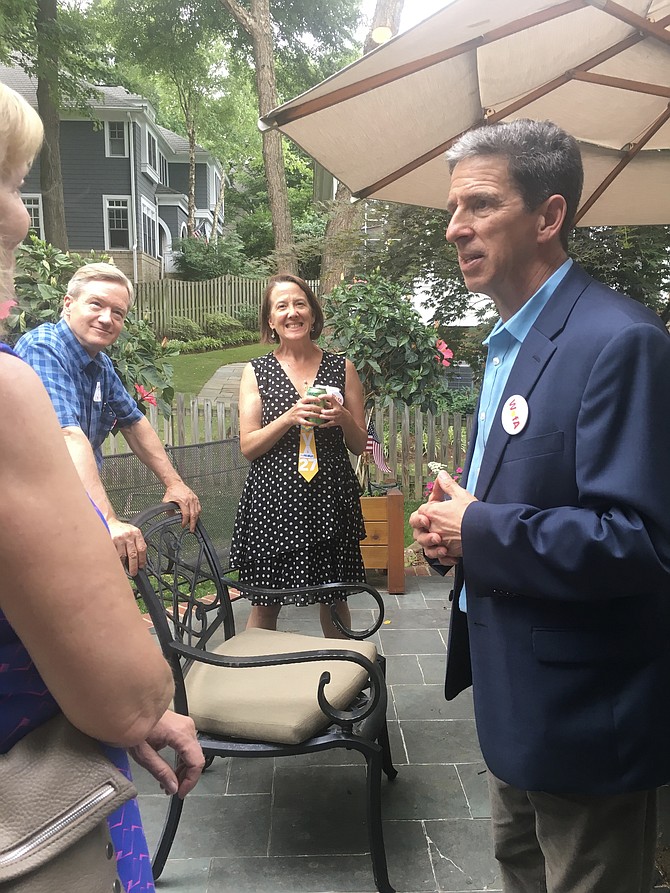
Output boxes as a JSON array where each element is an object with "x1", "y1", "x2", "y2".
[
  {"x1": 131, "y1": 503, "x2": 237, "y2": 712},
  {"x1": 167, "y1": 439, "x2": 249, "y2": 569}
]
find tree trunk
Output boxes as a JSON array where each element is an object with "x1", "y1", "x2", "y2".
[
  {"x1": 35, "y1": 0, "x2": 68, "y2": 251},
  {"x1": 209, "y1": 175, "x2": 225, "y2": 245},
  {"x1": 217, "y1": 0, "x2": 297, "y2": 273},
  {"x1": 187, "y1": 108, "x2": 197, "y2": 238},
  {"x1": 320, "y1": 0, "x2": 405, "y2": 294}
]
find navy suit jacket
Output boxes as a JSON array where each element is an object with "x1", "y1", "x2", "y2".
[{"x1": 444, "y1": 263, "x2": 670, "y2": 795}]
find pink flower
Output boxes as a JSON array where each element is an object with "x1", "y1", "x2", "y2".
[
  {"x1": 424, "y1": 480, "x2": 435, "y2": 498},
  {"x1": 435, "y1": 339, "x2": 453, "y2": 368},
  {"x1": 0, "y1": 299, "x2": 17, "y2": 320},
  {"x1": 135, "y1": 383, "x2": 157, "y2": 406}
]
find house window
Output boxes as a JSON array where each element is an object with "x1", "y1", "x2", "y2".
[
  {"x1": 105, "y1": 121, "x2": 128, "y2": 157},
  {"x1": 22, "y1": 195, "x2": 43, "y2": 238},
  {"x1": 141, "y1": 200, "x2": 158, "y2": 257},
  {"x1": 159, "y1": 152, "x2": 169, "y2": 186},
  {"x1": 147, "y1": 130, "x2": 157, "y2": 172},
  {"x1": 104, "y1": 197, "x2": 131, "y2": 249}
]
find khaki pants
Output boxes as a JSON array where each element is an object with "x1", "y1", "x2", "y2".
[{"x1": 487, "y1": 770, "x2": 657, "y2": 893}]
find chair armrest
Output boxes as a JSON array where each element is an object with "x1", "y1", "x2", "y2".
[
  {"x1": 220, "y1": 577, "x2": 385, "y2": 639},
  {"x1": 170, "y1": 641, "x2": 385, "y2": 726}
]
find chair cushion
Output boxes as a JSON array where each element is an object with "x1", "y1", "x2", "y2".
[{"x1": 185, "y1": 628, "x2": 378, "y2": 745}]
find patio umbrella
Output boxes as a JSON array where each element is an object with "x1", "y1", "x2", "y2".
[{"x1": 260, "y1": 0, "x2": 670, "y2": 225}]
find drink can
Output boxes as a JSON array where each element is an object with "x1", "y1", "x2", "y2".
[{"x1": 306, "y1": 386, "x2": 327, "y2": 424}]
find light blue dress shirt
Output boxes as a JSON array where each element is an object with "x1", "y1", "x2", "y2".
[{"x1": 459, "y1": 259, "x2": 573, "y2": 611}]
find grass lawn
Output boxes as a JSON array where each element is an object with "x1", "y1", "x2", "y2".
[{"x1": 169, "y1": 342, "x2": 271, "y2": 394}]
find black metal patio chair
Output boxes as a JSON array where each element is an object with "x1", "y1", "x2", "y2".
[
  {"x1": 131, "y1": 502, "x2": 398, "y2": 893},
  {"x1": 166, "y1": 439, "x2": 250, "y2": 568}
]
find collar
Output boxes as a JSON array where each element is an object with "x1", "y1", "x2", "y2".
[
  {"x1": 484, "y1": 258, "x2": 573, "y2": 347},
  {"x1": 56, "y1": 318, "x2": 104, "y2": 372}
]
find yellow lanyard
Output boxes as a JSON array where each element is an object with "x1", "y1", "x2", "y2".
[{"x1": 298, "y1": 425, "x2": 319, "y2": 481}]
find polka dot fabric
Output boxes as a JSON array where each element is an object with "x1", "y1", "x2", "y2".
[{"x1": 230, "y1": 351, "x2": 366, "y2": 605}]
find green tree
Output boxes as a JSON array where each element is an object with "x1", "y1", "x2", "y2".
[
  {"x1": 0, "y1": 0, "x2": 110, "y2": 248},
  {"x1": 174, "y1": 234, "x2": 268, "y2": 280},
  {"x1": 320, "y1": 0, "x2": 406, "y2": 294},
  {"x1": 215, "y1": 0, "x2": 361, "y2": 273},
  {"x1": 96, "y1": 0, "x2": 225, "y2": 236},
  {"x1": 570, "y1": 226, "x2": 670, "y2": 318}
]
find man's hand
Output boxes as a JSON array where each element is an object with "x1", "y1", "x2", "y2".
[
  {"x1": 410, "y1": 471, "x2": 477, "y2": 565},
  {"x1": 162, "y1": 482, "x2": 201, "y2": 532},
  {"x1": 107, "y1": 518, "x2": 147, "y2": 576},
  {"x1": 128, "y1": 709, "x2": 205, "y2": 799}
]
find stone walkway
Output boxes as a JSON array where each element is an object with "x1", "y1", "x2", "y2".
[{"x1": 198, "y1": 363, "x2": 246, "y2": 403}]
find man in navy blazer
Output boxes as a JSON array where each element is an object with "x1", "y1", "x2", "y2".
[{"x1": 412, "y1": 119, "x2": 670, "y2": 892}]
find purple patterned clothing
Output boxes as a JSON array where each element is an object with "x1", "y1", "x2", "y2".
[{"x1": 0, "y1": 342, "x2": 154, "y2": 891}]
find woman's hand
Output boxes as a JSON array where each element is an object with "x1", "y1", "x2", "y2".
[
  {"x1": 318, "y1": 393, "x2": 349, "y2": 428},
  {"x1": 128, "y1": 709, "x2": 205, "y2": 799},
  {"x1": 285, "y1": 394, "x2": 328, "y2": 428}
]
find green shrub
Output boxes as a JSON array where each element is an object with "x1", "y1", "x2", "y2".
[
  {"x1": 167, "y1": 328, "x2": 258, "y2": 354},
  {"x1": 438, "y1": 389, "x2": 478, "y2": 414},
  {"x1": 8, "y1": 236, "x2": 176, "y2": 418},
  {"x1": 203, "y1": 312, "x2": 242, "y2": 339},
  {"x1": 165, "y1": 316, "x2": 203, "y2": 341},
  {"x1": 221, "y1": 328, "x2": 256, "y2": 346},
  {"x1": 174, "y1": 235, "x2": 269, "y2": 280},
  {"x1": 324, "y1": 273, "x2": 450, "y2": 413},
  {"x1": 235, "y1": 303, "x2": 260, "y2": 332},
  {"x1": 167, "y1": 336, "x2": 225, "y2": 354}
]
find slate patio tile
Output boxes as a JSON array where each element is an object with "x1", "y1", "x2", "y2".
[
  {"x1": 381, "y1": 764, "x2": 470, "y2": 821},
  {"x1": 401, "y1": 720, "x2": 482, "y2": 765},
  {"x1": 424, "y1": 818, "x2": 500, "y2": 892}
]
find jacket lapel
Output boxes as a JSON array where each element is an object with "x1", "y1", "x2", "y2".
[{"x1": 474, "y1": 264, "x2": 592, "y2": 501}]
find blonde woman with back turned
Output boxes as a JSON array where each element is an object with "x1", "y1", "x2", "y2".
[{"x1": 0, "y1": 83, "x2": 204, "y2": 892}]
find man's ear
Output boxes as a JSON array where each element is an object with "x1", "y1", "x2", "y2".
[
  {"x1": 537, "y1": 194, "x2": 567, "y2": 244},
  {"x1": 62, "y1": 293, "x2": 73, "y2": 318}
]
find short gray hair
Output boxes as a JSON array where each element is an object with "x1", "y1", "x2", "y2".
[
  {"x1": 66, "y1": 263, "x2": 134, "y2": 308},
  {"x1": 446, "y1": 119, "x2": 583, "y2": 250}
]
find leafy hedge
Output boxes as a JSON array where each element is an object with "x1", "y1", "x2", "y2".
[
  {"x1": 203, "y1": 312, "x2": 242, "y2": 339},
  {"x1": 234, "y1": 303, "x2": 260, "y2": 332},
  {"x1": 166, "y1": 329, "x2": 257, "y2": 354},
  {"x1": 165, "y1": 316, "x2": 203, "y2": 341}
]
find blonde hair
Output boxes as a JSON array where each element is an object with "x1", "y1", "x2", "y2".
[
  {"x1": 66, "y1": 262, "x2": 134, "y2": 308},
  {"x1": 0, "y1": 84, "x2": 44, "y2": 333}
]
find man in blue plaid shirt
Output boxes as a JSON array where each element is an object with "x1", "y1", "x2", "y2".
[{"x1": 16, "y1": 263, "x2": 200, "y2": 574}]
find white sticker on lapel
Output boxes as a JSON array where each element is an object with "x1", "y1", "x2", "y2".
[{"x1": 501, "y1": 395, "x2": 528, "y2": 435}]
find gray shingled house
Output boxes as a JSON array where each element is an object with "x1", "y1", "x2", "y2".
[{"x1": 1, "y1": 64, "x2": 224, "y2": 282}]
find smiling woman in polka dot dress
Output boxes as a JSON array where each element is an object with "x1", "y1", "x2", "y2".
[{"x1": 230, "y1": 274, "x2": 368, "y2": 638}]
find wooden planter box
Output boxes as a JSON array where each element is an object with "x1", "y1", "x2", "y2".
[{"x1": 360, "y1": 488, "x2": 405, "y2": 594}]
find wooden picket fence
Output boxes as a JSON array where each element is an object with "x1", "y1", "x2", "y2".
[
  {"x1": 134, "y1": 275, "x2": 320, "y2": 335},
  {"x1": 104, "y1": 396, "x2": 473, "y2": 499}
]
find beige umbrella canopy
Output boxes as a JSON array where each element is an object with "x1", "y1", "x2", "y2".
[{"x1": 260, "y1": 0, "x2": 670, "y2": 225}]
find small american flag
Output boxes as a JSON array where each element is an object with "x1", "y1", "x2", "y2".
[{"x1": 365, "y1": 421, "x2": 391, "y2": 474}]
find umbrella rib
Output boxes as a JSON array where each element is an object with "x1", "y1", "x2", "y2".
[
  {"x1": 486, "y1": 30, "x2": 647, "y2": 123},
  {"x1": 354, "y1": 129, "x2": 482, "y2": 200},
  {"x1": 264, "y1": 0, "x2": 585, "y2": 127},
  {"x1": 571, "y1": 71, "x2": 670, "y2": 97},
  {"x1": 574, "y1": 103, "x2": 670, "y2": 223},
  {"x1": 584, "y1": 0, "x2": 670, "y2": 47},
  {"x1": 353, "y1": 7, "x2": 670, "y2": 198},
  {"x1": 352, "y1": 28, "x2": 653, "y2": 200},
  {"x1": 348, "y1": 8, "x2": 670, "y2": 201}
]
